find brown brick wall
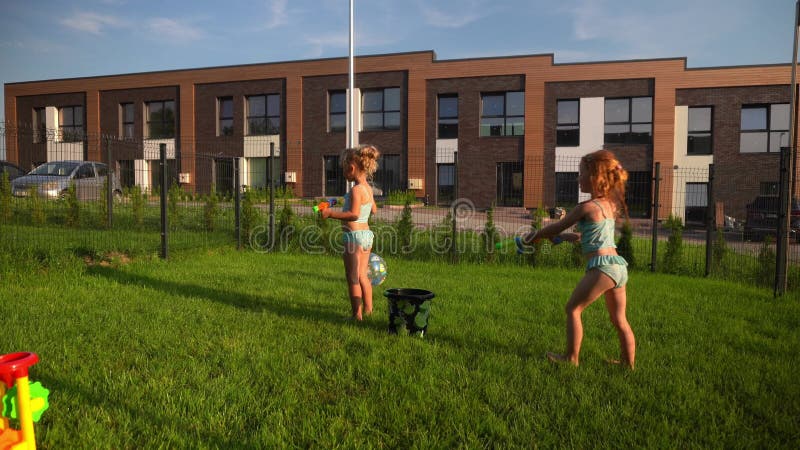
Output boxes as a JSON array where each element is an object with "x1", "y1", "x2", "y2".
[
  {"x1": 426, "y1": 75, "x2": 525, "y2": 208},
  {"x1": 676, "y1": 85, "x2": 790, "y2": 218},
  {"x1": 15, "y1": 92, "x2": 85, "y2": 169},
  {"x1": 302, "y1": 71, "x2": 406, "y2": 197},
  {"x1": 543, "y1": 79, "x2": 654, "y2": 207}
]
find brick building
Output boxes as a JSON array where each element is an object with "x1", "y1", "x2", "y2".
[{"x1": 4, "y1": 50, "x2": 800, "y2": 219}]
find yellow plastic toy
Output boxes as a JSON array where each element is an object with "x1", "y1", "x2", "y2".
[{"x1": 0, "y1": 353, "x2": 49, "y2": 450}]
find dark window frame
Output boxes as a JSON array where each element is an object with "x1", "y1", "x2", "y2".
[
  {"x1": 120, "y1": 103, "x2": 135, "y2": 140},
  {"x1": 218, "y1": 97, "x2": 234, "y2": 137},
  {"x1": 246, "y1": 94, "x2": 281, "y2": 136},
  {"x1": 329, "y1": 90, "x2": 346, "y2": 133},
  {"x1": 604, "y1": 96, "x2": 653, "y2": 145},
  {"x1": 361, "y1": 87, "x2": 401, "y2": 131},
  {"x1": 146, "y1": 99, "x2": 176, "y2": 139},
  {"x1": 556, "y1": 99, "x2": 580, "y2": 147},
  {"x1": 33, "y1": 107, "x2": 46, "y2": 144},
  {"x1": 740, "y1": 103, "x2": 789, "y2": 153},
  {"x1": 437, "y1": 94, "x2": 459, "y2": 139},
  {"x1": 59, "y1": 105, "x2": 84, "y2": 143},
  {"x1": 480, "y1": 91, "x2": 525, "y2": 137},
  {"x1": 687, "y1": 106, "x2": 713, "y2": 155}
]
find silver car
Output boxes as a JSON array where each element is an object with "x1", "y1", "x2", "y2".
[{"x1": 11, "y1": 160, "x2": 121, "y2": 200}]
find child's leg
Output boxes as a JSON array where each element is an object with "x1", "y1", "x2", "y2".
[
  {"x1": 343, "y1": 244, "x2": 363, "y2": 319},
  {"x1": 604, "y1": 286, "x2": 636, "y2": 369},
  {"x1": 548, "y1": 269, "x2": 615, "y2": 365},
  {"x1": 357, "y1": 247, "x2": 373, "y2": 316}
]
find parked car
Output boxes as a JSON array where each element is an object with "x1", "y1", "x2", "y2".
[
  {"x1": 0, "y1": 161, "x2": 26, "y2": 182},
  {"x1": 11, "y1": 160, "x2": 121, "y2": 200},
  {"x1": 743, "y1": 195, "x2": 800, "y2": 242}
]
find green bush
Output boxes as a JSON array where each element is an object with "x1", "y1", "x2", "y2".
[
  {"x1": 481, "y1": 205, "x2": 499, "y2": 263},
  {"x1": 527, "y1": 206, "x2": 548, "y2": 267},
  {"x1": 617, "y1": 220, "x2": 636, "y2": 268},
  {"x1": 129, "y1": 186, "x2": 145, "y2": 230},
  {"x1": 203, "y1": 189, "x2": 219, "y2": 232},
  {"x1": 65, "y1": 183, "x2": 79, "y2": 227},
  {"x1": 387, "y1": 190, "x2": 417, "y2": 206},
  {"x1": 0, "y1": 172, "x2": 11, "y2": 223},
  {"x1": 396, "y1": 199, "x2": 415, "y2": 254},
  {"x1": 29, "y1": 187, "x2": 45, "y2": 225},
  {"x1": 276, "y1": 200, "x2": 296, "y2": 250},
  {"x1": 712, "y1": 229, "x2": 729, "y2": 276},
  {"x1": 168, "y1": 184, "x2": 182, "y2": 230},
  {"x1": 241, "y1": 189, "x2": 260, "y2": 244},
  {"x1": 663, "y1": 214, "x2": 684, "y2": 274}
]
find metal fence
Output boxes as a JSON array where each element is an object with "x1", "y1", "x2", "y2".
[{"x1": 1, "y1": 125, "x2": 798, "y2": 292}]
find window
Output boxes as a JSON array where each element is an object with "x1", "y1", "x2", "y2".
[
  {"x1": 33, "y1": 107, "x2": 46, "y2": 143},
  {"x1": 324, "y1": 155, "x2": 345, "y2": 196},
  {"x1": 372, "y1": 154, "x2": 401, "y2": 195},
  {"x1": 438, "y1": 94, "x2": 458, "y2": 139},
  {"x1": 685, "y1": 182, "x2": 708, "y2": 225},
  {"x1": 120, "y1": 103, "x2": 134, "y2": 139},
  {"x1": 146, "y1": 100, "x2": 175, "y2": 139},
  {"x1": 481, "y1": 91, "x2": 524, "y2": 137},
  {"x1": 557, "y1": 100, "x2": 580, "y2": 146},
  {"x1": 59, "y1": 105, "x2": 84, "y2": 142},
  {"x1": 218, "y1": 97, "x2": 233, "y2": 137},
  {"x1": 496, "y1": 161, "x2": 523, "y2": 206},
  {"x1": 362, "y1": 87, "x2": 400, "y2": 131},
  {"x1": 246, "y1": 94, "x2": 280, "y2": 135},
  {"x1": 118, "y1": 160, "x2": 135, "y2": 188},
  {"x1": 604, "y1": 97, "x2": 652, "y2": 144},
  {"x1": 329, "y1": 91, "x2": 346, "y2": 132},
  {"x1": 740, "y1": 104, "x2": 789, "y2": 153},
  {"x1": 687, "y1": 106, "x2": 712, "y2": 155},
  {"x1": 437, "y1": 164, "x2": 455, "y2": 205},
  {"x1": 555, "y1": 172, "x2": 579, "y2": 205}
]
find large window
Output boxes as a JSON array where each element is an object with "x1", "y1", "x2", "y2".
[
  {"x1": 496, "y1": 161, "x2": 523, "y2": 206},
  {"x1": 329, "y1": 90, "x2": 346, "y2": 132},
  {"x1": 555, "y1": 172, "x2": 579, "y2": 206},
  {"x1": 557, "y1": 99, "x2": 580, "y2": 146},
  {"x1": 362, "y1": 87, "x2": 400, "y2": 131},
  {"x1": 604, "y1": 97, "x2": 652, "y2": 144},
  {"x1": 33, "y1": 107, "x2": 46, "y2": 144},
  {"x1": 246, "y1": 94, "x2": 280, "y2": 135},
  {"x1": 740, "y1": 104, "x2": 789, "y2": 153},
  {"x1": 120, "y1": 103, "x2": 134, "y2": 139},
  {"x1": 437, "y1": 94, "x2": 458, "y2": 139},
  {"x1": 481, "y1": 91, "x2": 524, "y2": 137},
  {"x1": 688, "y1": 106, "x2": 712, "y2": 155},
  {"x1": 146, "y1": 100, "x2": 175, "y2": 139},
  {"x1": 218, "y1": 97, "x2": 233, "y2": 137},
  {"x1": 59, "y1": 105, "x2": 84, "y2": 142}
]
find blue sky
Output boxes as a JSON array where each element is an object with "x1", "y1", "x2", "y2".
[{"x1": 0, "y1": 0, "x2": 798, "y2": 122}]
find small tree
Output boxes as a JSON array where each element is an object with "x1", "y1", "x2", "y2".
[
  {"x1": 481, "y1": 204, "x2": 500, "y2": 263},
  {"x1": 396, "y1": 199, "x2": 414, "y2": 255},
  {"x1": 241, "y1": 188, "x2": 259, "y2": 246},
  {"x1": 756, "y1": 236, "x2": 776, "y2": 288},
  {"x1": 616, "y1": 220, "x2": 636, "y2": 268},
  {"x1": 663, "y1": 214, "x2": 684, "y2": 274},
  {"x1": 0, "y1": 171, "x2": 13, "y2": 223},
  {"x1": 168, "y1": 184, "x2": 182, "y2": 230},
  {"x1": 203, "y1": 188, "x2": 219, "y2": 232},
  {"x1": 29, "y1": 187, "x2": 45, "y2": 225},
  {"x1": 65, "y1": 183, "x2": 80, "y2": 227},
  {"x1": 130, "y1": 186, "x2": 145, "y2": 230},
  {"x1": 527, "y1": 206, "x2": 548, "y2": 266},
  {"x1": 276, "y1": 199, "x2": 296, "y2": 250}
]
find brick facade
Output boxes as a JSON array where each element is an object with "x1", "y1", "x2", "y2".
[{"x1": 16, "y1": 92, "x2": 85, "y2": 170}]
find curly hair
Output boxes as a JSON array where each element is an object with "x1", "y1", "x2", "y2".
[
  {"x1": 341, "y1": 144, "x2": 380, "y2": 178},
  {"x1": 581, "y1": 149, "x2": 629, "y2": 218}
]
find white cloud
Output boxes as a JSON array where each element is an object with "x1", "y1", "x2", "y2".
[
  {"x1": 417, "y1": 0, "x2": 489, "y2": 28},
  {"x1": 265, "y1": 0, "x2": 289, "y2": 29},
  {"x1": 145, "y1": 18, "x2": 204, "y2": 42},
  {"x1": 59, "y1": 12, "x2": 125, "y2": 35}
]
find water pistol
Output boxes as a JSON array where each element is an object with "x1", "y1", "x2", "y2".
[{"x1": 313, "y1": 198, "x2": 338, "y2": 213}]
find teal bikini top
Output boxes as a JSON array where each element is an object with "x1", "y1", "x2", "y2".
[
  {"x1": 577, "y1": 200, "x2": 616, "y2": 253},
  {"x1": 342, "y1": 185, "x2": 373, "y2": 223}
]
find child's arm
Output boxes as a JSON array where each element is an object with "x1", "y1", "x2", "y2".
[{"x1": 521, "y1": 204, "x2": 587, "y2": 245}]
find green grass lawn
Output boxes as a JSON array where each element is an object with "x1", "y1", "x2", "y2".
[{"x1": 1, "y1": 250, "x2": 799, "y2": 448}]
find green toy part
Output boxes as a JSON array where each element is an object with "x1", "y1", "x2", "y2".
[{"x1": 1, "y1": 381, "x2": 50, "y2": 423}]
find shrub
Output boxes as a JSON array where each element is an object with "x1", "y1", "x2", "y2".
[
  {"x1": 662, "y1": 214, "x2": 684, "y2": 274},
  {"x1": 29, "y1": 187, "x2": 45, "y2": 225},
  {"x1": 129, "y1": 186, "x2": 145, "y2": 230},
  {"x1": 203, "y1": 189, "x2": 219, "y2": 232},
  {"x1": 0, "y1": 171, "x2": 11, "y2": 223},
  {"x1": 65, "y1": 183, "x2": 80, "y2": 227},
  {"x1": 527, "y1": 206, "x2": 548, "y2": 267},
  {"x1": 757, "y1": 236, "x2": 776, "y2": 288},
  {"x1": 241, "y1": 188, "x2": 260, "y2": 244},
  {"x1": 387, "y1": 190, "x2": 417, "y2": 206},
  {"x1": 481, "y1": 204, "x2": 499, "y2": 263},
  {"x1": 712, "y1": 229, "x2": 729, "y2": 276},
  {"x1": 616, "y1": 220, "x2": 636, "y2": 268},
  {"x1": 168, "y1": 184, "x2": 182, "y2": 230},
  {"x1": 396, "y1": 199, "x2": 414, "y2": 254},
  {"x1": 276, "y1": 200, "x2": 296, "y2": 250}
]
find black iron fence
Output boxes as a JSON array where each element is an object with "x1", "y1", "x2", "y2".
[{"x1": 1, "y1": 125, "x2": 798, "y2": 292}]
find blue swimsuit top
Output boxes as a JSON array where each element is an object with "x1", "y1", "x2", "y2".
[
  {"x1": 577, "y1": 200, "x2": 616, "y2": 253},
  {"x1": 342, "y1": 185, "x2": 373, "y2": 224}
]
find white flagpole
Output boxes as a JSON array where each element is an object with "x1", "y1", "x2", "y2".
[{"x1": 348, "y1": 0, "x2": 355, "y2": 149}]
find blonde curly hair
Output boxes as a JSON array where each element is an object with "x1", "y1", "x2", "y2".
[{"x1": 341, "y1": 144, "x2": 380, "y2": 178}]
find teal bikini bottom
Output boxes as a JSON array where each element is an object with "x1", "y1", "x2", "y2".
[
  {"x1": 586, "y1": 255, "x2": 628, "y2": 289},
  {"x1": 342, "y1": 230, "x2": 374, "y2": 250}
]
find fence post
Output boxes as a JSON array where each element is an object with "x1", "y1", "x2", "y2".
[
  {"x1": 775, "y1": 146, "x2": 791, "y2": 296},
  {"x1": 269, "y1": 142, "x2": 275, "y2": 249},
  {"x1": 106, "y1": 137, "x2": 113, "y2": 228},
  {"x1": 650, "y1": 162, "x2": 661, "y2": 272},
  {"x1": 159, "y1": 143, "x2": 168, "y2": 259},
  {"x1": 705, "y1": 164, "x2": 715, "y2": 277},
  {"x1": 234, "y1": 157, "x2": 241, "y2": 250}
]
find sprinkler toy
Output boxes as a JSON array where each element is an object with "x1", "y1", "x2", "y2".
[
  {"x1": 0, "y1": 352, "x2": 50, "y2": 450},
  {"x1": 313, "y1": 198, "x2": 338, "y2": 213},
  {"x1": 496, "y1": 235, "x2": 563, "y2": 253}
]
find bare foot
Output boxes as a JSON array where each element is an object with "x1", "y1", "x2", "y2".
[
  {"x1": 605, "y1": 358, "x2": 634, "y2": 370},
  {"x1": 546, "y1": 352, "x2": 578, "y2": 366}
]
